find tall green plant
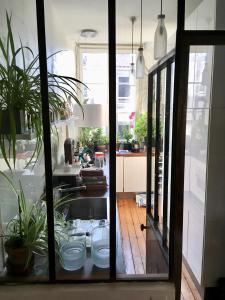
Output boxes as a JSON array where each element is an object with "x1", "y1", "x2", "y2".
[
  {"x1": 0, "y1": 12, "x2": 85, "y2": 170},
  {"x1": 134, "y1": 112, "x2": 147, "y2": 143}
]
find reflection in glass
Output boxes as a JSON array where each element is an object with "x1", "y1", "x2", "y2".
[
  {"x1": 158, "y1": 68, "x2": 167, "y2": 234},
  {"x1": 0, "y1": 0, "x2": 49, "y2": 282},
  {"x1": 151, "y1": 75, "x2": 157, "y2": 219},
  {"x1": 44, "y1": 0, "x2": 110, "y2": 280}
]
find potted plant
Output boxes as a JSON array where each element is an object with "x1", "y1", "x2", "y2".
[
  {"x1": 134, "y1": 112, "x2": 147, "y2": 149},
  {"x1": 78, "y1": 127, "x2": 92, "y2": 148},
  {"x1": 121, "y1": 128, "x2": 133, "y2": 151},
  {"x1": 90, "y1": 128, "x2": 107, "y2": 152},
  {"x1": 0, "y1": 171, "x2": 48, "y2": 275},
  {"x1": 0, "y1": 12, "x2": 85, "y2": 170},
  {"x1": 0, "y1": 171, "x2": 73, "y2": 275},
  {"x1": 116, "y1": 135, "x2": 120, "y2": 152}
]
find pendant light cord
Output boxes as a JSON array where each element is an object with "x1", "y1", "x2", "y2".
[
  {"x1": 132, "y1": 17, "x2": 134, "y2": 64},
  {"x1": 160, "y1": 0, "x2": 162, "y2": 15},
  {"x1": 140, "y1": 0, "x2": 143, "y2": 47}
]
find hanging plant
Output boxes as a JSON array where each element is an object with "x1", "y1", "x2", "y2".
[{"x1": 0, "y1": 12, "x2": 85, "y2": 170}]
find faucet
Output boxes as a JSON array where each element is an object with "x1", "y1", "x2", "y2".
[{"x1": 58, "y1": 185, "x2": 86, "y2": 193}]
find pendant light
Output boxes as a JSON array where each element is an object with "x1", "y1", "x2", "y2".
[
  {"x1": 130, "y1": 16, "x2": 136, "y2": 75},
  {"x1": 136, "y1": 0, "x2": 145, "y2": 79},
  {"x1": 154, "y1": 0, "x2": 167, "y2": 60}
]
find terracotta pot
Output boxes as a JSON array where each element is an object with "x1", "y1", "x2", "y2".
[
  {"x1": 5, "y1": 242, "x2": 34, "y2": 276},
  {"x1": 95, "y1": 145, "x2": 106, "y2": 152}
]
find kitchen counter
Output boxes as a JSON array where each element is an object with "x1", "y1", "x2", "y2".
[{"x1": 116, "y1": 151, "x2": 147, "y2": 157}]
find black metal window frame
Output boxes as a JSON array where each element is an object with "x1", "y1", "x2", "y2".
[
  {"x1": 2, "y1": 0, "x2": 224, "y2": 299},
  {"x1": 169, "y1": 5, "x2": 225, "y2": 300},
  {"x1": 147, "y1": 53, "x2": 175, "y2": 266},
  {"x1": 36, "y1": 0, "x2": 116, "y2": 283}
]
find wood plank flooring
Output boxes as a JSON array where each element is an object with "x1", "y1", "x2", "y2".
[
  {"x1": 117, "y1": 197, "x2": 202, "y2": 300},
  {"x1": 117, "y1": 198, "x2": 146, "y2": 274}
]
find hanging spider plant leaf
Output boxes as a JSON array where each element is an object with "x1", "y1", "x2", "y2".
[{"x1": 0, "y1": 12, "x2": 85, "y2": 171}]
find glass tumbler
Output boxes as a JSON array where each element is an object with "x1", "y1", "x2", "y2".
[{"x1": 60, "y1": 224, "x2": 86, "y2": 271}]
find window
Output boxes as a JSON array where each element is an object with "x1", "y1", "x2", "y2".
[
  {"x1": 82, "y1": 53, "x2": 108, "y2": 104},
  {"x1": 80, "y1": 51, "x2": 136, "y2": 135}
]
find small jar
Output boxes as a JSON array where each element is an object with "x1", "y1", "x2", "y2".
[
  {"x1": 91, "y1": 220, "x2": 109, "y2": 268},
  {"x1": 95, "y1": 152, "x2": 104, "y2": 168}
]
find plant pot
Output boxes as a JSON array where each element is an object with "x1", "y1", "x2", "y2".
[
  {"x1": 0, "y1": 109, "x2": 26, "y2": 134},
  {"x1": 123, "y1": 142, "x2": 132, "y2": 151},
  {"x1": 95, "y1": 145, "x2": 106, "y2": 152},
  {"x1": 5, "y1": 242, "x2": 34, "y2": 276}
]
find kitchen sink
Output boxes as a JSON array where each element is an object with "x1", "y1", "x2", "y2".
[{"x1": 61, "y1": 197, "x2": 109, "y2": 220}]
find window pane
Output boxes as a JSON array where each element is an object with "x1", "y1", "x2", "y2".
[
  {"x1": 119, "y1": 77, "x2": 129, "y2": 83},
  {"x1": 0, "y1": 0, "x2": 48, "y2": 282},
  {"x1": 118, "y1": 85, "x2": 130, "y2": 98},
  {"x1": 45, "y1": 0, "x2": 110, "y2": 280},
  {"x1": 185, "y1": 0, "x2": 216, "y2": 30}
]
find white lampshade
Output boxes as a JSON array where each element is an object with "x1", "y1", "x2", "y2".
[
  {"x1": 154, "y1": 14, "x2": 167, "y2": 60},
  {"x1": 74, "y1": 104, "x2": 108, "y2": 127},
  {"x1": 136, "y1": 47, "x2": 145, "y2": 79}
]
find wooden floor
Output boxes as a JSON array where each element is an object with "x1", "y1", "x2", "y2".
[
  {"x1": 117, "y1": 197, "x2": 146, "y2": 274},
  {"x1": 117, "y1": 197, "x2": 202, "y2": 300}
]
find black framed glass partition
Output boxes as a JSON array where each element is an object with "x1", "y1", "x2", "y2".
[
  {"x1": 147, "y1": 53, "x2": 175, "y2": 252},
  {"x1": 1, "y1": 0, "x2": 225, "y2": 299}
]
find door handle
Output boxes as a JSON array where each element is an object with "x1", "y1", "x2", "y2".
[{"x1": 140, "y1": 224, "x2": 149, "y2": 231}]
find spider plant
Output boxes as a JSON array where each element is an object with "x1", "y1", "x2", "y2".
[
  {"x1": 0, "y1": 170, "x2": 83, "y2": 274},
  {"x1": 0, "y1": 170, "x2": 48, "y2": 273},
  {"x1": 0, "y1": 12, "x2": 85, "y2": 170}
]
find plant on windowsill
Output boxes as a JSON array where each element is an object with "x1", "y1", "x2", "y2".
[
  {"x1": 0, "y1": 171, "x2": 48, "y2": 275},
  {"x1": 90, "y1": 128, "x2": 108, "y2": 152},
  {"x1": 0, "y1": 171, "x2": 72, "y2": 276},
  {"x1": 0, "y1": 12, "x2": 85, "y2": 170},
  {"x1": 120, "y1": 128, "x2": 133, "y2": 151},
  {"x1": 134, "y1": 112, "x2": 147, "y2": 148}
]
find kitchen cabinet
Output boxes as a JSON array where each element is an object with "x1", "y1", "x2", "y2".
[
  {"x1": 116, "y1": 156, "x2": 124, "y2": 192},
  {"x1": 116, "y1": 155, "x2": 147, "y2": 193}
]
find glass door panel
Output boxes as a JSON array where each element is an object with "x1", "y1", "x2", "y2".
[
  {"x1": 150, "y1": 75, "x2": 157, "y2": 220},
  {"x1": 0, "y1": 0, "x2": 49, "y2": 282},
  {"x1": 44, "y1": 0, "x2": 110, "y2": 280},
  {"x1": 146, "y1": 57, "x2": 175, "y2": 277},
  {"x1": 158, "y1": 68, "x2": 167, "y2": 234}
]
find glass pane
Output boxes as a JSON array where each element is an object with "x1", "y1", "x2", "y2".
[
  {"x1": 115, "y1": 0, "x2": 177, "y2": 278},
  {"x1": 158, "y1": 69, "x2": 167, "y2": 234},
  {"x1": 185, "y1": 0, "x2": 216, "y2": 30},
  {"x1": 167, "y1": 62, "x2": 175, "y2": 248},
  {"x1": 151, "y1": 74, "x2": 157, "y2": 219},
  {"x1": 183, "y1": 45, "x2": 216, "y2": 284},
  {"x1": 0, "y1": 0, "x2": 48, "y2": 281},
  {"x1": 44, "y1": 0, "x2": 109, "y2": 280}
]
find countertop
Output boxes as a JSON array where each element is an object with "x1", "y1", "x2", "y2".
[{"x1": 116, "y1": 151, "x2": 147, "y2": 157}]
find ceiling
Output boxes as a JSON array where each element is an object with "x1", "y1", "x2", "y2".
[{"x1": 49, "y1": 0, "x2": 202, "y2": 47}]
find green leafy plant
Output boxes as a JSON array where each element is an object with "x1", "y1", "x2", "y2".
[
  {"x1": 0, "y1": 171, "x2": 74, "y2": 274},
  {"x1": 78, "y1": 127, "x2": 92, "y2": 147},
  {"x1": 0, "y1": 12, "x2": 85, "y2": 170},
  {"x1": 134, "y1": 112, "x2": 147, "y2": 143},
  {"x1": 121, "y1": 128, "x2": 133, "y2": 143},
  {"x1": 89, "y1": 128, "x2": 108, "y2": 146},
  {"x1": 0, "y1": 171, "x2": 48, "y2": 271}
]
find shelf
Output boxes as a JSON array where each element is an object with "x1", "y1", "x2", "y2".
[{"x1": 15, "y1": 132, "x2": 36, "y2": 140}]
